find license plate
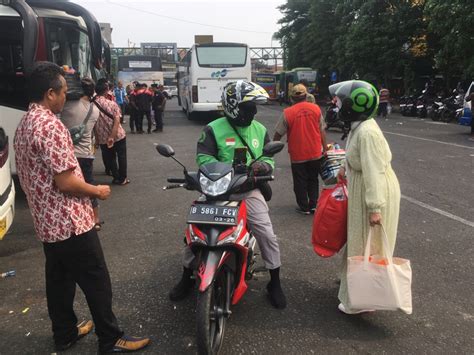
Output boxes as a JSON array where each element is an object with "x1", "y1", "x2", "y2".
[
  {"x1": 417, "y1": 105, "x2": 424, "y2": 109},
  {"x1": 0, "y1": 217, "x2": 6, "y2": 240},
  {"x1": 187, "y1": 204, "x2": 238, "y2": 225}
]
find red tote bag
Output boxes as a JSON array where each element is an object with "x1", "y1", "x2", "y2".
[{"x1": 312, "y1": 183, "x2": 348, "y2": 257}]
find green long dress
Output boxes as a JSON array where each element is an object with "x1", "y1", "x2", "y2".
[{"x1": 338, "y1": 118, "x2": 401, "y2": 311}]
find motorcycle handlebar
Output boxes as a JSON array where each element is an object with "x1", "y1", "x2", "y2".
[
  {"x1": 253, "y1": 175, "x2": 274, "y2": 182},
  {"x1": 167, "y1": 178, "x2": 186, "y2": 183}
]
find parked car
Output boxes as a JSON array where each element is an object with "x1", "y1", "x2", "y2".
[
  {"x1": 0, "y1": 127, "x2": 15, "y2": 240},
  {"x1": 162, "y1": 85, "x2": 178, "y2": 98}
]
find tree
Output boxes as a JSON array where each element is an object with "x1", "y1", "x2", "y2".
[
  {"x1": 425, "y1": 0, "x2": 474, "y2": 86},
  {"x1": 276, "y1": 0, "x2": 430, "y2": 92},
  {"x1": 274, "y1": 0, "x2": 312, "y2": 69}
]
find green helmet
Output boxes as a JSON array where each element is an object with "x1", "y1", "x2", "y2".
[{"x1": 328, "y1": 80, "x2": 379, "y2": 122}]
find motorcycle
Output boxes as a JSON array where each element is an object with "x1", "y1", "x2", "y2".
[
  {"x1": 399, "y1": 95, "x2": 408, "y2": 115},
  {"x1": 157, "y1": 141, "x2": 284, "y2": 355},
  {"x1": 405, "y1": 95, "x2": 417, "y2": 116},
  {"x1": 429, "y1": 95, "x2": 445, "y2": 121},
  {"x1": 325, "y1": 97, "x2": 344, "y2": 131},
  {"x1": 400, "y1": 95, "x2": 417, "y2": 116},
  {"x1": 416, "y1": 90, "x2": 428, "y2": 118},
  {"x1": 439, "y1": 93, "x2": 464, "y2": 123}
]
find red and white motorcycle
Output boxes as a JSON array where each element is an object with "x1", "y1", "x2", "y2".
[{"x1": 157, "y1": 141, "x2": 284, "y2": 355}]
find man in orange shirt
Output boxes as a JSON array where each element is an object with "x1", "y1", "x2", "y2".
[{"x1": 274, "y1": 84, "x2": 327, "y2": 214}]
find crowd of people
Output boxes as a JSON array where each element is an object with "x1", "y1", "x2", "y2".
[
  {"x1": 13, "y1": 60, "x2": 402, "y2": 352},
  {"x1": 126, "y1": 82, "x2": 167, "y2": 134}
]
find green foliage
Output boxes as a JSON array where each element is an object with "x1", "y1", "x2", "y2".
[
  {"x1": 275, "y1": 0, "x2": 474, "y2": 92},
  {"x1": 274, "y1": 0, "x2": 312, "y2": 69},
  {"x1": 425, "y1": 0, "x2": 474, "y2": 83}
]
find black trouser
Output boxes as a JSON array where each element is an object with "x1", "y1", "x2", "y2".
[
  {"x1": 378, "y1": 102, "x2": 388, "y2": 117},
  {"x1": 129, "y1": 109, "x2": 137, "y2": 132},
  {"x1": 43, "y1": 229, "x2": 123, "y2": 351},
  {"x1": 153, "y1": 109, "x2": 163, "y2": 129},
  {"x1": 100, "y1": 138, "x2": 127, "y2": 183},
  {"x1": 136, "y1": 110, "x2": 152, "y2": 132},
  {"x1": 77, "y1": 158, "x2": 98, "y2": 208},
  {"x1": 291, "y1": 159, "x2": 322, "y2": 211}
]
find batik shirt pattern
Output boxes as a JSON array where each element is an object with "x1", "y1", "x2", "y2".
[{"x1": 14, "y1": 103, "x2": 94, "y2": 243}]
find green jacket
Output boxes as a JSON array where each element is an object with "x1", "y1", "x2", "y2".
[{"x1": 196, "y1": 117, "x2": 274, "y2": 169}]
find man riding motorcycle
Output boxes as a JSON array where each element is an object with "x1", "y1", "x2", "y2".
[{"x1": 169, "y1": 80, "x2": 287, "y2": 309}]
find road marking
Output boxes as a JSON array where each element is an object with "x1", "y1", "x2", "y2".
[
  {"x1": 401, "y1": 195, "x2": 474, "y2": 228},
  {"x1": 425, "y1": 122, "x2": 448, "y2": 125},
  {"x1": 384, "y1": 131, "x2": 474, "y2": 150}
]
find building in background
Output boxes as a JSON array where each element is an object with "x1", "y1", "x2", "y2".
[{"x1": 100, "y1": 22, "x2": 113, "y2": 47}]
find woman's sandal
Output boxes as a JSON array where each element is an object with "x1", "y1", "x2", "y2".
[
  {"x1": 119, "y1": 179, "x2": 130, "y2": 185},
  {"x1": 112, "y1": 179, "x2": 130, "y2": 186},
  {"x1": 94, "y1": 221, "x2": 104, "y2": 231}
]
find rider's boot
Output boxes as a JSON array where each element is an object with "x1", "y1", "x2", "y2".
[
  {"x1": 169, "y1": 267, "x2": 195, "y2": 301},
  {"x1": 266, "y1": 267, "x2": 287, "y2": 309}
]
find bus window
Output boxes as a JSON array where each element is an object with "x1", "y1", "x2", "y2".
[
  {"x1": 196, "y1": 46, "x2": 247, "y2": 67},
  {"x1": 0, "y1": 17, "x2": 27, "y2": 110},
  {"x1": 44, "y1": 20, "x2": 92, "y2": 79}
]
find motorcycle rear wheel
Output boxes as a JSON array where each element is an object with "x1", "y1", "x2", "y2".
[{"x1": 196, "y1": 271, "x2": 228, "y2": 355}]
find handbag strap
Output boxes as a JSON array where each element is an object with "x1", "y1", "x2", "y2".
[
  {"x1": 92, "y1": 96, "x2": 115, "y2": 121},
  {"x1": 81, "y1": 100, "x2": 94, "y2": 126},
  {"x1": 227, "y1": 119, "x2": 256, "y2": 160},
  {"x1": 364, "y1": 224, "x2": 394, "y2": 266}
]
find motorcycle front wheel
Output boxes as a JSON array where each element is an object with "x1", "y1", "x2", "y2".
[
  {"x1": 196, "y1": 271, "x2": 229, "y2": 355},
  {"x1": 441, "y1": 109, "x2": 454, "y2": 123}
]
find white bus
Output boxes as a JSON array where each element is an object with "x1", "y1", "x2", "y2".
[
  {"x1": 0, "y1": 0, "x2": 109, "y2": 173},
  {"x1": 177, "y1": 42, "x2": 251, "y2": 120}
]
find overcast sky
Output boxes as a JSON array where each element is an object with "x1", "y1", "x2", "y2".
[{"x1": 74, "y1": 0, "x2": 286, "y2": 48}]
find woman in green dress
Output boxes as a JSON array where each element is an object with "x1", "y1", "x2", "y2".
[{"x1": 329, "y1": 80, "x2": 401, "y2": 314}]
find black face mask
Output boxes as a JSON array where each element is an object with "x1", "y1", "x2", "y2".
[{"x1": 234, "y1": 102, "x2": 257, "y2": 127}]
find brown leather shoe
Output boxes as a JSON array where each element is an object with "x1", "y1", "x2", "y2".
[
  {"x1": 103, "y1": 335, "x2": 150, "y2": 353},
  {"x1": 55, "y1": 320, "x2": 94, "y2": 351}
]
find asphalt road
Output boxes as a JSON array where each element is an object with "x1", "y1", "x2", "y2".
[{"x1": 1, "y1": 100, "x2": 473, "y2": 354}]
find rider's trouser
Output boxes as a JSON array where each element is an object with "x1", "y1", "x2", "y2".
[{"x1": 182, "y1": 189, "x2": 282, "y2": 270}]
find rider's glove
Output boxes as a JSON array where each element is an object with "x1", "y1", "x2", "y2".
[{"x1": 251, "y1": 161, "x2": 272, "y2": 176}]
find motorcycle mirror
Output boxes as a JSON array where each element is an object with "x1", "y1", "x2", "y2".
[
  {"x1": 156, "y1": 144, "x2": 175, "y2": 157},
  {"x1": 262, "y1": 141, "x2": 285, "y2": 157}
]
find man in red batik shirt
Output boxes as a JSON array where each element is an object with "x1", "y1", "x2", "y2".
[{"x1": 14, "y1": 62, "x2": 149, "y2": 353}]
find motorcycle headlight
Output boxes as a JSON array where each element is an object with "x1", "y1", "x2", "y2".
[{"x1": 199, "y1": 172, "x2": 232, "y2": 196}]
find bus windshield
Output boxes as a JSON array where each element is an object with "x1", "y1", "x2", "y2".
[
  {"x1": 255, "y1": 74, "x2": 276, "y2": 83},
  {"x1": 44, "y1": 19, "x2": 92, "y2": 78},
  {"x1": 297, "y1": 71, "x2": 317, "y2": 83},
  {"x1": 196, "y1": 46, "x2": 247, "y2": 68}
]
